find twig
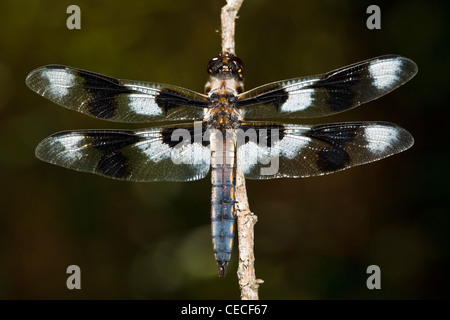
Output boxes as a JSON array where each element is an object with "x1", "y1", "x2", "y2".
[
  {"x1": 235, "y1": 172, "x2": 263, "y2": 300},
  {"x1": 221, "y1": 0, "x2": 244, "y2": 54},
  {"x1": 221, "y1": 0, "x2": 263, "y2": 300}
]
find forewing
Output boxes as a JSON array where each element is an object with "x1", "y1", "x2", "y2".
[
  {"x1": 26, "y1": 65, "x2": 208, "y2": 123},
  {"x1": 35, "y1": 123, "x2": 211, "y2": 182},
  {"x1": 237, "y1": 121, "x2": 414, "y2": 179},
  {"x1": 237, "y1": 55, "x2": 417, "y2": 119}
]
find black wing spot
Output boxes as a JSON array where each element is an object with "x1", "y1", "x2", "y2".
[
  {"x1": 270, "y1": 88, "x2": 289, "y2": 112},
  {"x1": 155, "y1": 89, "x2": 178, "y2": 115},
  {"x1": 316, "y1": 148, "x2": 351, "y2": 172},
  {"x1": 239, "y1": 123, "x2": 286, "y2": 146},
  {"x1": 97, "y1": 152, "x2": 131, "y2": 179},
  {"x1": 161, "y1": 127, "x2": 184, "y2": 148},
  {"x1": 79, "y1": 70, "x2": 134, "y2": 119},
  {"x1": 307, "y1": 124, "x2": 361, "y2": 145},
  {"x1": 87, "y1": 130, "x2": 142, "y2": 152},
  {"x1": 85, "y1": 131, "x2": 143, "y2": 179},
  {"x1": 155, "y1": 89, "x2": 207, "y2": 115},
  {"x1": 237, "y1": 85, "x2": 288, "y2": 111},
  {"x1": 306, "y1": 124, "x2": 361, "y2": 172},
  {"x1": 309, "y1": 64, "x2": 368, "y2": 112},
  {"x1": 161, "y1": 125, "x2": 210, "y2": 149}
]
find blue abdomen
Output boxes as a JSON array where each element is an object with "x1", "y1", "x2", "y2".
[{"x1": 210, "y1": 130, "x2": 236, "y2": 276}]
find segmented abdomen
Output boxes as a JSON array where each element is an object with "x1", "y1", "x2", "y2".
[{"x1": 210, "y1": 129, "x2": 236, "y2": 276}]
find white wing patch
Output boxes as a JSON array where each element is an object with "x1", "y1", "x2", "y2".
[
  {"x1": 136, "y1": 136, "x2": 171, "y2": 163},
  {"x1": 280, "y1": 84, "x2": 315, "y2": 113},
  {"x1": 174, "y1": 142, "x2": 211, "y2": 166},
  {"x1": 51, "y1": 135, "x2": 85, "y2": 163},
  {"x1": 136, "y1": 132, "x2": 210, "y2": 166},
  {"x1": 237, "y1": 141, "x2": 259, "y2": 175},
  {"x1": 128, "y1": 94, "x2": 163, "y2": 117},
  {"x1": 237, "y1": 127, "x2": 311, "y2": 176},
  {"x1": 364, "y1": 125, "x2": 399, "y2": 154},
  {"x1": 277, "y1": 131, "x2": 311, "y2": 159},
  {"x1": 369, "y1": 59, "x2": 403, "y2": 90},
  {"x1": 42, "y1": 69, "x2": 76, "y2": 98}
]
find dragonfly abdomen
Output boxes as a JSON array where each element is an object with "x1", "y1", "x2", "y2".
[{"x1": 210, "y1": 129, "x2": 236, "y2": 276}]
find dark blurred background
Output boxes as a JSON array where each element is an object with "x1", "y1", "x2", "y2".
[{"x1": 0, "y1": 0, "x2": 448, "y2": 299}]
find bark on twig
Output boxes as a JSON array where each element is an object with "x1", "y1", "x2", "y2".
[
  {"x1": 221, "y1": 0, "x2": 263, "y2": 300},
  {"x1": 221, "y1": 0, "x2": 244, "y2": 54},
  {"x1": 235, "y1": 171, "x2": 263, "y2": 300}
]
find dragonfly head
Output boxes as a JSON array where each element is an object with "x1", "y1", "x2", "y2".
[{"x1": 207, "y1": 52, "x2": 244, "y2": 81}]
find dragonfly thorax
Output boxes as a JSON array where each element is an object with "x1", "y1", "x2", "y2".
[{"x1": 205, "y1": 102, "x2": 242, "y2": 129}]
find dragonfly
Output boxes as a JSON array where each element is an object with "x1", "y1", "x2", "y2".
[{"x1": 26, "y1": 52, "x2": 417, "y2": 276}]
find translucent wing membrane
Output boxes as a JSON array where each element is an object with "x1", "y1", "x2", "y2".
[
  {"x1": 26, "y1": 65, "x2": 208, "y2": 123},
  {"x1": 35, "y1": 123, "x2": 211, "y2": 182},
  {"x1": 237, "y1": 121, "x2": 414, "y2": 179},
  {"x1": 237, "y1": 55, "x2": 418, "y2": 119}
]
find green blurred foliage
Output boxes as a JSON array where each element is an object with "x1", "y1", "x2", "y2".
[{"x1": 0, "y1": 0, "x2": 448, "y2": 299}]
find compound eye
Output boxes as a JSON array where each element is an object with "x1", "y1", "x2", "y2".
[
  {"x1": 207, "y1": 56, "x2": 220, "y2": 74},
  {"x1": 231, "y1": 57, "x2": 244, "y2": 73}
]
